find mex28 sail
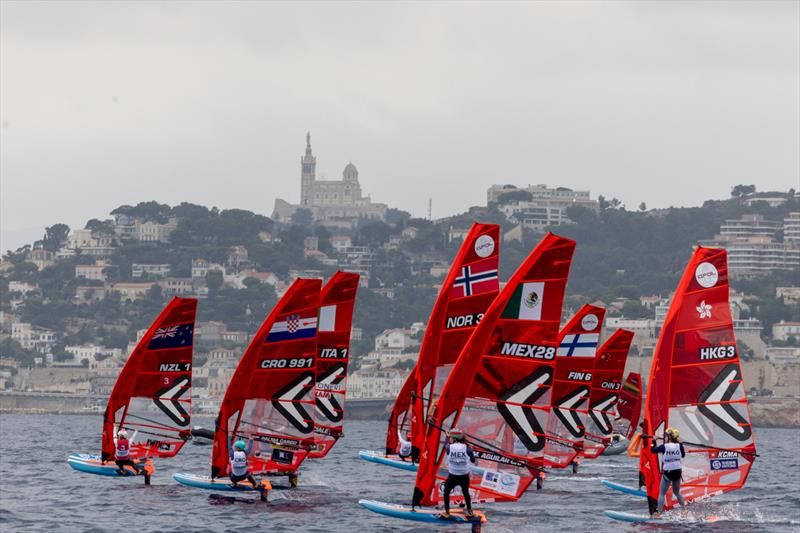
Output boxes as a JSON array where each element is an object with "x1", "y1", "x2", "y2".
[{"x1": 413, "y1": 233, "x2": 575, "y2": 507}]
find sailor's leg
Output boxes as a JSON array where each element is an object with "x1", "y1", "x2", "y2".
[
  {"x1": 657, "y1": 474, "x2": 670, "y2": 513},
  {"x1": 459, "y1": 475, "x2": 472, "y2": 511},
  {"x1": 442, "y1": 477, "x2": 456, "y2": 514},
  {"x1": 671, "y1": 478, "x2": 686, "y2": 507}
]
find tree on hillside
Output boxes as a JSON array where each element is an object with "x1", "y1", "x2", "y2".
[
  {"x1": 385, "y1": 208, "x2": 411, "y2": 227},
  {"x1": 497, "y1": 190, "x2": 533, "y2": 204},
  {"x1": 357, "y1": 221, "x2": 393, "y2": 246},
  {"x1": 639, "y1": 202, "x2": 647, "y2": 212},
  {"x1": 731, "y1": 184, "x2": 756, "y2": 198},
  {"x1": 111, "y1": 201, "x2": 171, "y2": 222},
  {"x1": 85, "y1": 219, "x2": 115, "y2": 234},
  {"x1": 40, "y1": 223, "x2": 70, "y2": 251},
  {"x1": 291, "y1": 208, "x2": 313, "y2": 226}
]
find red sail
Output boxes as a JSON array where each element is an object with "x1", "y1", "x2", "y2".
[
  {"x1": 616, "y1": 372, "x2": 642, "y2": 440},
  {"x1": 581, "y1": 329, "x2": 634, "y2": 459},
  {"x1": 211, "y1": 278, "x2": 321, "y2": 478},
  {"x1": 544, "y1": 304, "x2": 607, "y2": 467},
  {"x1": 102, "y1": 297, "x2": 197, "y2": 461},
  {"x1": 413, "y1": 233, "x2": 574, "y2": 507},
  {"x1": 308, "y1": 271, "x2": 360, "y2": 459},
  {"x1": 385, "y1": 223, "x2": 500, "y2": 457},
  {"x1": 640, "y1": 247, "x2": 757, "y2": 513}
]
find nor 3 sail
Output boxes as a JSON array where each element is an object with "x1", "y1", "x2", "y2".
[
  {"x1": 102, "y1": 297, "x2": 198, "y2": 461},
  {"x1": 309, "y1": 272, "x2": 360, "y2": 459},
  {"x1": 582, "y1": 329, "x2": 634, "y2": 459},
  {"x1": 211, "y1": 278, "x2": 322, "y2": 478},
  {"x1": 385, "y1": 223, "x2": 500, "y2": 457},
  {"x1": 639, "y1": 246, "x2": 756, "y2": 513},
  {"x1": 413, "y1": 233, "x2": 575, "y2": 507}
]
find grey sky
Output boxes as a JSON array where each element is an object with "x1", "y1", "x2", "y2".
[{"x1": 2, "y1": 1, "x2": 798, "y2": 251}]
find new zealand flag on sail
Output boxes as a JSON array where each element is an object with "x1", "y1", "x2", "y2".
[{"x1": 148, "y1": 323, "x2": 194, "y2": 350}]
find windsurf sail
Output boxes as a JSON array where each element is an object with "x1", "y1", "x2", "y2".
[
  {"x1": 308, "y1": 271, "x2": 359, "y2": 459},
  {"x1": 581, "y1": 329, "x2": 634, "y2": 459},
  {"x1": 413, "y1": 232, "x2": 575, "y2": 507},
  {"x1": 211, "y1": 278, "x2": 322, "y2": 478},
  {"x1": 639, "y1": 246, "x2": 757, "y2": 514},
  {"x1": 385, "y1": 223, "x2": 500, "y2": 458},
  {"x1": 543, "y1": 304, "x2": 607, "y2": 467},
  {"x1": 101, "y1": 297, "x2": 198, "y2": 461},
  {"x1": 617, "y1": 372, "x2": 643, "y2": 440}
]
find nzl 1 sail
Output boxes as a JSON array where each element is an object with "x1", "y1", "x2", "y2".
[
  {"x1": 386, "y1": 223, "x2": 500, "y2": 460},
  {"x1": 211, "y1": 278, "x2": 322, "y2": 479},
  {"x1": 413, "y1": 232, "x2": 575, "y2": 507},
  {"x1": 639, "y1": 246, "x2": 757, "y2": 514},
  {"x1": 308, "y1": 271, "x2": 360, "y2": 459},
  {"x1": 543, "y1": 304, "x2": 607, "y2": 467},
  {"x1": 581, "y1": 329, "x2": 634, "y2": 459},
  {"x1": 102, "y1": 297, "x2": 198, "y2": 461}
]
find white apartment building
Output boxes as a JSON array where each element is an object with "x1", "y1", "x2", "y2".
[
  {"x1": 488, "y1": 184, "x2": 599, "y2": 230},
  {"x1": 773, "y1": 322, "x2": 800, "y2": 342},
  {"x1": 348, "y1": 368, "x2": 409, "y2": 399},
  {"x1": 11, "y1": 322, "x2": 57, "y2": 353},
  {"x1": 785, "y1": 212, "x2": 800, "y2": 244},
  {"x1": 132, "y1": 263, "x2": 171, "y2": 278}
]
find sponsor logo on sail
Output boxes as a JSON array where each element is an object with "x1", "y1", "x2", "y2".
[
  {"x1": 581, "y1": 314, "x2": 599, "y2": 331},
  {"x1": 474, "y1": 234, "x2": 495, "y2": 258},
  {"x1": 695, "y1": 262, "x2": 719, "y2": 288}
]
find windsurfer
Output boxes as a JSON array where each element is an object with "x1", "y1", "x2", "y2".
[
  {"x1": 113, "y1": 429, "x2": 143, "y2": 476},
  {"x1": 439, "y1": 429, "x2": 476, "y2": 519},
  {"x1": 398, "y1": 431, "x2": 414, "y2": 462},
  {"x1": 649, "y1": 428, "x2": 686, "y2": 516},
  {"x1": 228, "y1": 436, "x2": 258, "y2": 488}
]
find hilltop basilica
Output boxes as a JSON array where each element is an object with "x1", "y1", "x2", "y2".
[{"x1": 272, "y1": 133, "x2": 387, "y2": 228}]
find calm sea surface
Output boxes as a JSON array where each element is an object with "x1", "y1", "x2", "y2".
[{"x1": 0, "y1": 414, "x2": 798, "y2": 532}]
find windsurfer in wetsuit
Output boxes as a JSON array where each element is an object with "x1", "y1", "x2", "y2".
[
  {"x1": 397, "y1": 431, "x2": 414, "y2": 462},
  {"x1": 649, "y1": 427, "x2": 686, "y2": 516},
  {"x1": 228, "y1": 436, "x2": 259, "y2": 488},
  {"x1": 439, "y1": 428, "x2": 476, "y2": 519},
  {"x1": 113, "y1": 429, "x2": 143, "y2": 476}
]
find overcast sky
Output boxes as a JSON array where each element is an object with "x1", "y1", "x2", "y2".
[{"x1": 2, "y1": 1, "x2": 798, "y2": 251}]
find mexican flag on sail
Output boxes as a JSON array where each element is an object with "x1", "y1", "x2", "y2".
[{"x1": 501, "y1": 281, "x2": 545, "y2": 320}]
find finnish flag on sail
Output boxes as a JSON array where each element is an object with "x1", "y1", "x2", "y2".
[
  {"x1": 266, "y1": 313, "x2": 318, "y2": 342},
  {"x1": 557, "y1": 333, "x2": 600, "y2": 357}
]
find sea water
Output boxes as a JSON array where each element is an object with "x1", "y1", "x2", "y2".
[{"x1": 0, "y1": 414, "x2": 797, "y2": 532}]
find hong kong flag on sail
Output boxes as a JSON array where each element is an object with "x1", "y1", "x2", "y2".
[{"x1": 450, "y1": 257, "x2": 499, "y2": 299}]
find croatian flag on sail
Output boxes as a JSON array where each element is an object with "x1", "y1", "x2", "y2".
[
  {"x1": 148, "y1": 323, "x2": 194, "y2": 350},
  {"x1": 557, "y1": 333, "x2": 600, "y2": 357},
  {"x1": 267, "y1": 313, "x2": 318, "y2": 343},
  {"x1": 450, "y1": 257, "x2": 499, "y2": 298}
]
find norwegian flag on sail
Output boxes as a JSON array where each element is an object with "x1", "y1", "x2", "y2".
[{"x1": 450, "y1": 257, "x2": 499, "y2": 298}]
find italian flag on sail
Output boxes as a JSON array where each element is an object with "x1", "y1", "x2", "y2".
[{"x1": 501, "y1": 282, "x2": 545, "y2": 320}]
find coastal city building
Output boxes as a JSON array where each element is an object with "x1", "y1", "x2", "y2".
[{"x1": 487, "y1": 183, "x2": 599, "y2": 229}]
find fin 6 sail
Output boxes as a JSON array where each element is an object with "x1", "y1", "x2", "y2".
[
  {"x1": 386, "y1": 223, "x2": 500, "y2": 459},
  {"x1": 581, "y1": 329, "x2": 634, "y2": 459},
  {"x1": 413, "y1": 232, "x2": 575, "y2": 507},
  {"x1": 102, "y1": 297, "x2": 198, "y2": 461},
  {"x1": 308, "y1": 271, "x2": 360, "y2": 459},
  {"x1": 211, "y1": 278, "x2": 322, "y2": 478},
  {"x1": 543, "y1": 304, "x2": 607, "y2": 467},
  {"x1": 639, "y1": 246, "x2": 757, "y2": 513}
]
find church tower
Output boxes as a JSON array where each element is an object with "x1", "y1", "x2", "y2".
[{"x1": 300, "y1": 132, "x2": 316, "y2": 206}]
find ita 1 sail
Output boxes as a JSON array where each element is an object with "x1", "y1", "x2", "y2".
[
  {"x1": 543, "y1": 304, "x2": 607, "y2": 467},
  {"x1": 581, "y1": 329, "x2": 634, "y2": 459},
  {"x1": 211, "y1": 278, "x2": 322, "y2": 478},
  {"x1": 385, "y1": 223, "x2": 500, "y2": 458},
  {"x1": 639, "y1": 246, "x2": 757, "y2": 513},
  {"x1": 413, "y1": 232, "x2": 575, "y2": 507},
  {"x1": 308, "y1": 271, "x2": 360, "y2": 459},
  {"x1": 617, "y1": 372, "x2": 643, "y2": 440},
  {"x1": 102, "y1": 297, "x2": 198, "y2": 461}
]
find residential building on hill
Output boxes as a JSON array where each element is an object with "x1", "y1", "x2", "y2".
[{"x1": 488, "y1": 184, "x2": 599, "y2": 230}]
